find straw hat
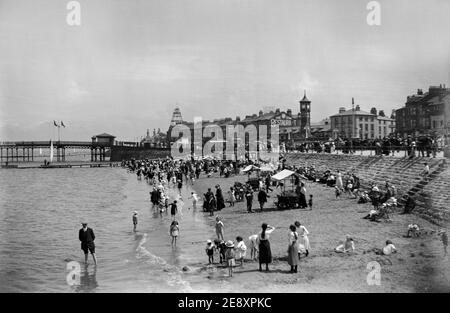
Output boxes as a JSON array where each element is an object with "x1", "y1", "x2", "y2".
[
  {"x1": 225, "y1": 240, "x2": 234, "y2": 248},
  {"x1": 133, "y1": 211, "x2": 138, "y2": 215},
  {"x1": 206, "y1": 239, "x2": 212, "y2": 244}
]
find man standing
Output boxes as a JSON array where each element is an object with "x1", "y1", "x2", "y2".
[
  {"x1": 258, "y1": 189, "x2": 268, "y2": 212},
  {"x1": 79, "y1": 222, "x2": 97, "y2": 265}
]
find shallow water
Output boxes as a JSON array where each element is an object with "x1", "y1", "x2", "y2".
[{"x1": 0, "y1": 167, "x2": 214, "y2": 292}]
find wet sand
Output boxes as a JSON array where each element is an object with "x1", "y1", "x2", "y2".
[{"x1": 180, "y1": 172, "x2": 450, "y2": 293}]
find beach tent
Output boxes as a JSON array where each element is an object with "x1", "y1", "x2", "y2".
[
  {"x1": 260, "y1": 164, "x2": 276, "y2": 172},
  {"x1": 271, "y1": 169, "x2": 296, "y2": 181},
  {"x1": 242, "y1": 165, "x2": 260, "y2": 173}
]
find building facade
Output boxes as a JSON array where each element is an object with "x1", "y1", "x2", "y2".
[
  {"x1": 166, "y1": 93, "x2": 313, "y2": 157},
  {"x1": 395, "y1": 85, "x2": 450, "y2": 137},
  {"x1": 330, "y1": 104, "x2": 395, "y2": 140}
]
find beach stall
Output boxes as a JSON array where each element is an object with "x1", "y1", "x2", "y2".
[
  {"x1": 242, "y1": 165, "x2": 261, "y2": 190},
  {"x1": 271, "y1": 169, "x2": 303, "y2": 210}
]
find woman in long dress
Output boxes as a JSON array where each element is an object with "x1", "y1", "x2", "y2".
[
  {"x1": 295, "y1": 221, "x2": 310, "y2": 257},
  {"x1": 298, "y1": 183, "x2": 308, "y2": 208},
  {"x1": 258, "y1": 223, "x2": 275, "y2": 271},
  {"x1": 215, "y1": 186, "x2": 225, "y2": 211},
  {"x1": 287, "y1": 225, "x2": 299, "y2": 273}
]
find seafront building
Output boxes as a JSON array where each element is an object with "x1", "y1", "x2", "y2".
[
  {"x1": 395, "y1": 84, "x2": 450, "y2": 137},
  {"x1": 166, "y1": 92, "x2": 313, "y2": 151},
  {"x1": 329, "y1": 102, "x2": 396, "y2": 140}
]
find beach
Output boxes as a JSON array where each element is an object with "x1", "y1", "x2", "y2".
[
  {"x1": 1, "y1": 166, "x2": 449, "y2": 293},
  {"x1": 182, "y1": 171, "x2": 450, "y2": 293}
]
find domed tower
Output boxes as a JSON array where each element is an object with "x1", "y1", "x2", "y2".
[
  {"x1": 170, "y1": 107, "x2": 183, "y2": 126},
  {"x1": 299, "y1": 90, "x2": 311, "y2": 138}
]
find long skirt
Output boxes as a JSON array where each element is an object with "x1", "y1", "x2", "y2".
[
  {"x1": 259, "y1": 240, "x2": 272, "y2": 264},
  {"x1": 287, "y1": 244, "x2": 299, "y2": 266},
  {"x1": 299, "y1": 235, "x2": 310, "y2": 251},
  {"x1": 299, "y1": 193, "x2": 307, "y2": 208}
]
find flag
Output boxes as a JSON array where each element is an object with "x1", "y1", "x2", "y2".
[
  {"x1": 61, "y1": 121, "x2": 66, "y2": 128},
  {"x1": 53, "y1": 120, "x2": 59, "y2": 127}
]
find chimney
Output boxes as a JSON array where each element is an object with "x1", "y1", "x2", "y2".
[
  {"x1": 417, "y1": 89, "x2": 423, "y2": 95},
  {"x1": 339, "y1": 107, "x2": 346, "y2": 114},
  {"x1": 355, "y1": 105, "x2": 360, "y2": 111},
  {"x1": 287, "y1": 109, "x2": 292, "y2": 116},
  {"x1": 236, "y1": 116, "x2": 240, "y2": 122},
  {"x1": 275, "y1": 108, "x2": 280, "y2": 113},
  {"x1": 259, "y1": 110, "x2": 263, "y2": 116}
]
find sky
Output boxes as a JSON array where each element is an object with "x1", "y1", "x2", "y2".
[{"x1": 0, "y1": 0, "x2": 449, "y2": 141}]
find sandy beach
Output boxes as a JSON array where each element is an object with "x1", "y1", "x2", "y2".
[{"x1": 180, "y1": 172, "x2": 450, "y2": 293}]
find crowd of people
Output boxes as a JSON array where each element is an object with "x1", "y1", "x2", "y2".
[{"x1": 72, "y1": 155, "x2": 447, "y2": 278}]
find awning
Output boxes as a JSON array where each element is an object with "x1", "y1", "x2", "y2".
[
  {"x1": 260, "y1": 164, "x2": 276, "y2": 172},
  {"x1": 242, "y1": 165, "x2": 260, "y2": 172},
  {"x1": 271, "y1": 169, "x2": 296, "y2": 181}
]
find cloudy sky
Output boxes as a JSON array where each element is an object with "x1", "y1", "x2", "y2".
[{"x1": 0, "y1": 0, "x2": 449, "y2": 141}]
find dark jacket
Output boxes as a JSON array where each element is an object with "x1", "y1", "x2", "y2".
[{"x1": 79, "y1": 227, "x2": 95, "y2": 244}]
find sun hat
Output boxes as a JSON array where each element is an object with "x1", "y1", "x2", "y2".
[
  {"x1": 133, "y1": 211, "x2": 138, "y2": 215},
  {"x1": 225, "y1": 240, "x2": 234, "y2": 248},
  {"x1": 207, "y1": 239, "x2": 212, "y2": 244}
]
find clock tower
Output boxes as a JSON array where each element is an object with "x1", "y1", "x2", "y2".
[{"x1": 299, "y1": 90, "x2": 311, "y2": 138}]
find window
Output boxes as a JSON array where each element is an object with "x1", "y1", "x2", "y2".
[
  {"x1": 370, "y1": 124, "x2": 374, "y2": 131},
  {"x1": 365, "y1": 124, "x2": 368, "y2": 131}
]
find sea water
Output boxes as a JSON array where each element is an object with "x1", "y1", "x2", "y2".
[{"x1": 0, "y1": 167, "x2": 216, "y2": 292}]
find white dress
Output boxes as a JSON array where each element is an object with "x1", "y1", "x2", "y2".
[
  {"x1": 298, "y1": 225, "x2": 310, "y2": 251},
  {"x1": 236, "y1": 241, "x2": 247, "y2": 259}
]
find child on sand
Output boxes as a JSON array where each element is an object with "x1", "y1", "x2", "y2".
[
  {"x1": 205, "y1": 240, "x2": 215, "y2": 264},
  {"x1": 335, "y1": 186, "x2": 342, "y2": 199},
  {"x1": 235, "y1": 236, "x2": 247, "y2": 267},
  {"x1": 335, "y1": 235, "x2": 355, "y2": 253},
  {"x1": 169, "y1": 220, "x2": 179, "y2": 246},
  {"x1": 382, "y1": 240, "x2": 397, "y2": 255},
  {"x1": 225, "y1": 240, "x2": 236, "y2": 277},
  {"x1": 215, "y1": 217, "x2": 224, "y2": 241}
]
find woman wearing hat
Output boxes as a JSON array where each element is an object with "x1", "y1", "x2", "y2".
[
  {"x1": 258, "y1": 223, "x2": 275, "y2": 271},
  {"x1": 225, "y1": 240, "x2": 236, "y2": 277}
]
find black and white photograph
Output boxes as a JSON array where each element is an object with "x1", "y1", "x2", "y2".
[{"x1": 0, "y1": 0, "x2": 449, "y2": 298}]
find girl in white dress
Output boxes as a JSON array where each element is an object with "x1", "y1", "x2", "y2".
[
  {"x1": 295, "y1": 221, "x2": 310, "y2": 256},
  {"x1": 235, "y1": 236, "x2": 247, "y2": 267}
]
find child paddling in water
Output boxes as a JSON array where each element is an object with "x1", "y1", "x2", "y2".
[
  {"x1": 132, "y1": 211, "x2": 138, "y2": 232},
  {"x1": 169, "y1": 220, "x2": 180, "y2": 247},
  {"x1": 225, "y1": 240, "x2": 236, "y2": 277}
]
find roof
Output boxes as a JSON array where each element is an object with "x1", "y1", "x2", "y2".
[
  {"x1": 93, "y1": 133, "x2": 116, "y2": 138},
  {"x1": 300, "y1": 90, "x2": 310, "y2": 102},
  {"x1": 330, "y1": 109, "x2": 373, "y2": 117},
  {"x1": 271, "y1": 169, "x2": 296, "y2": 181}
]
